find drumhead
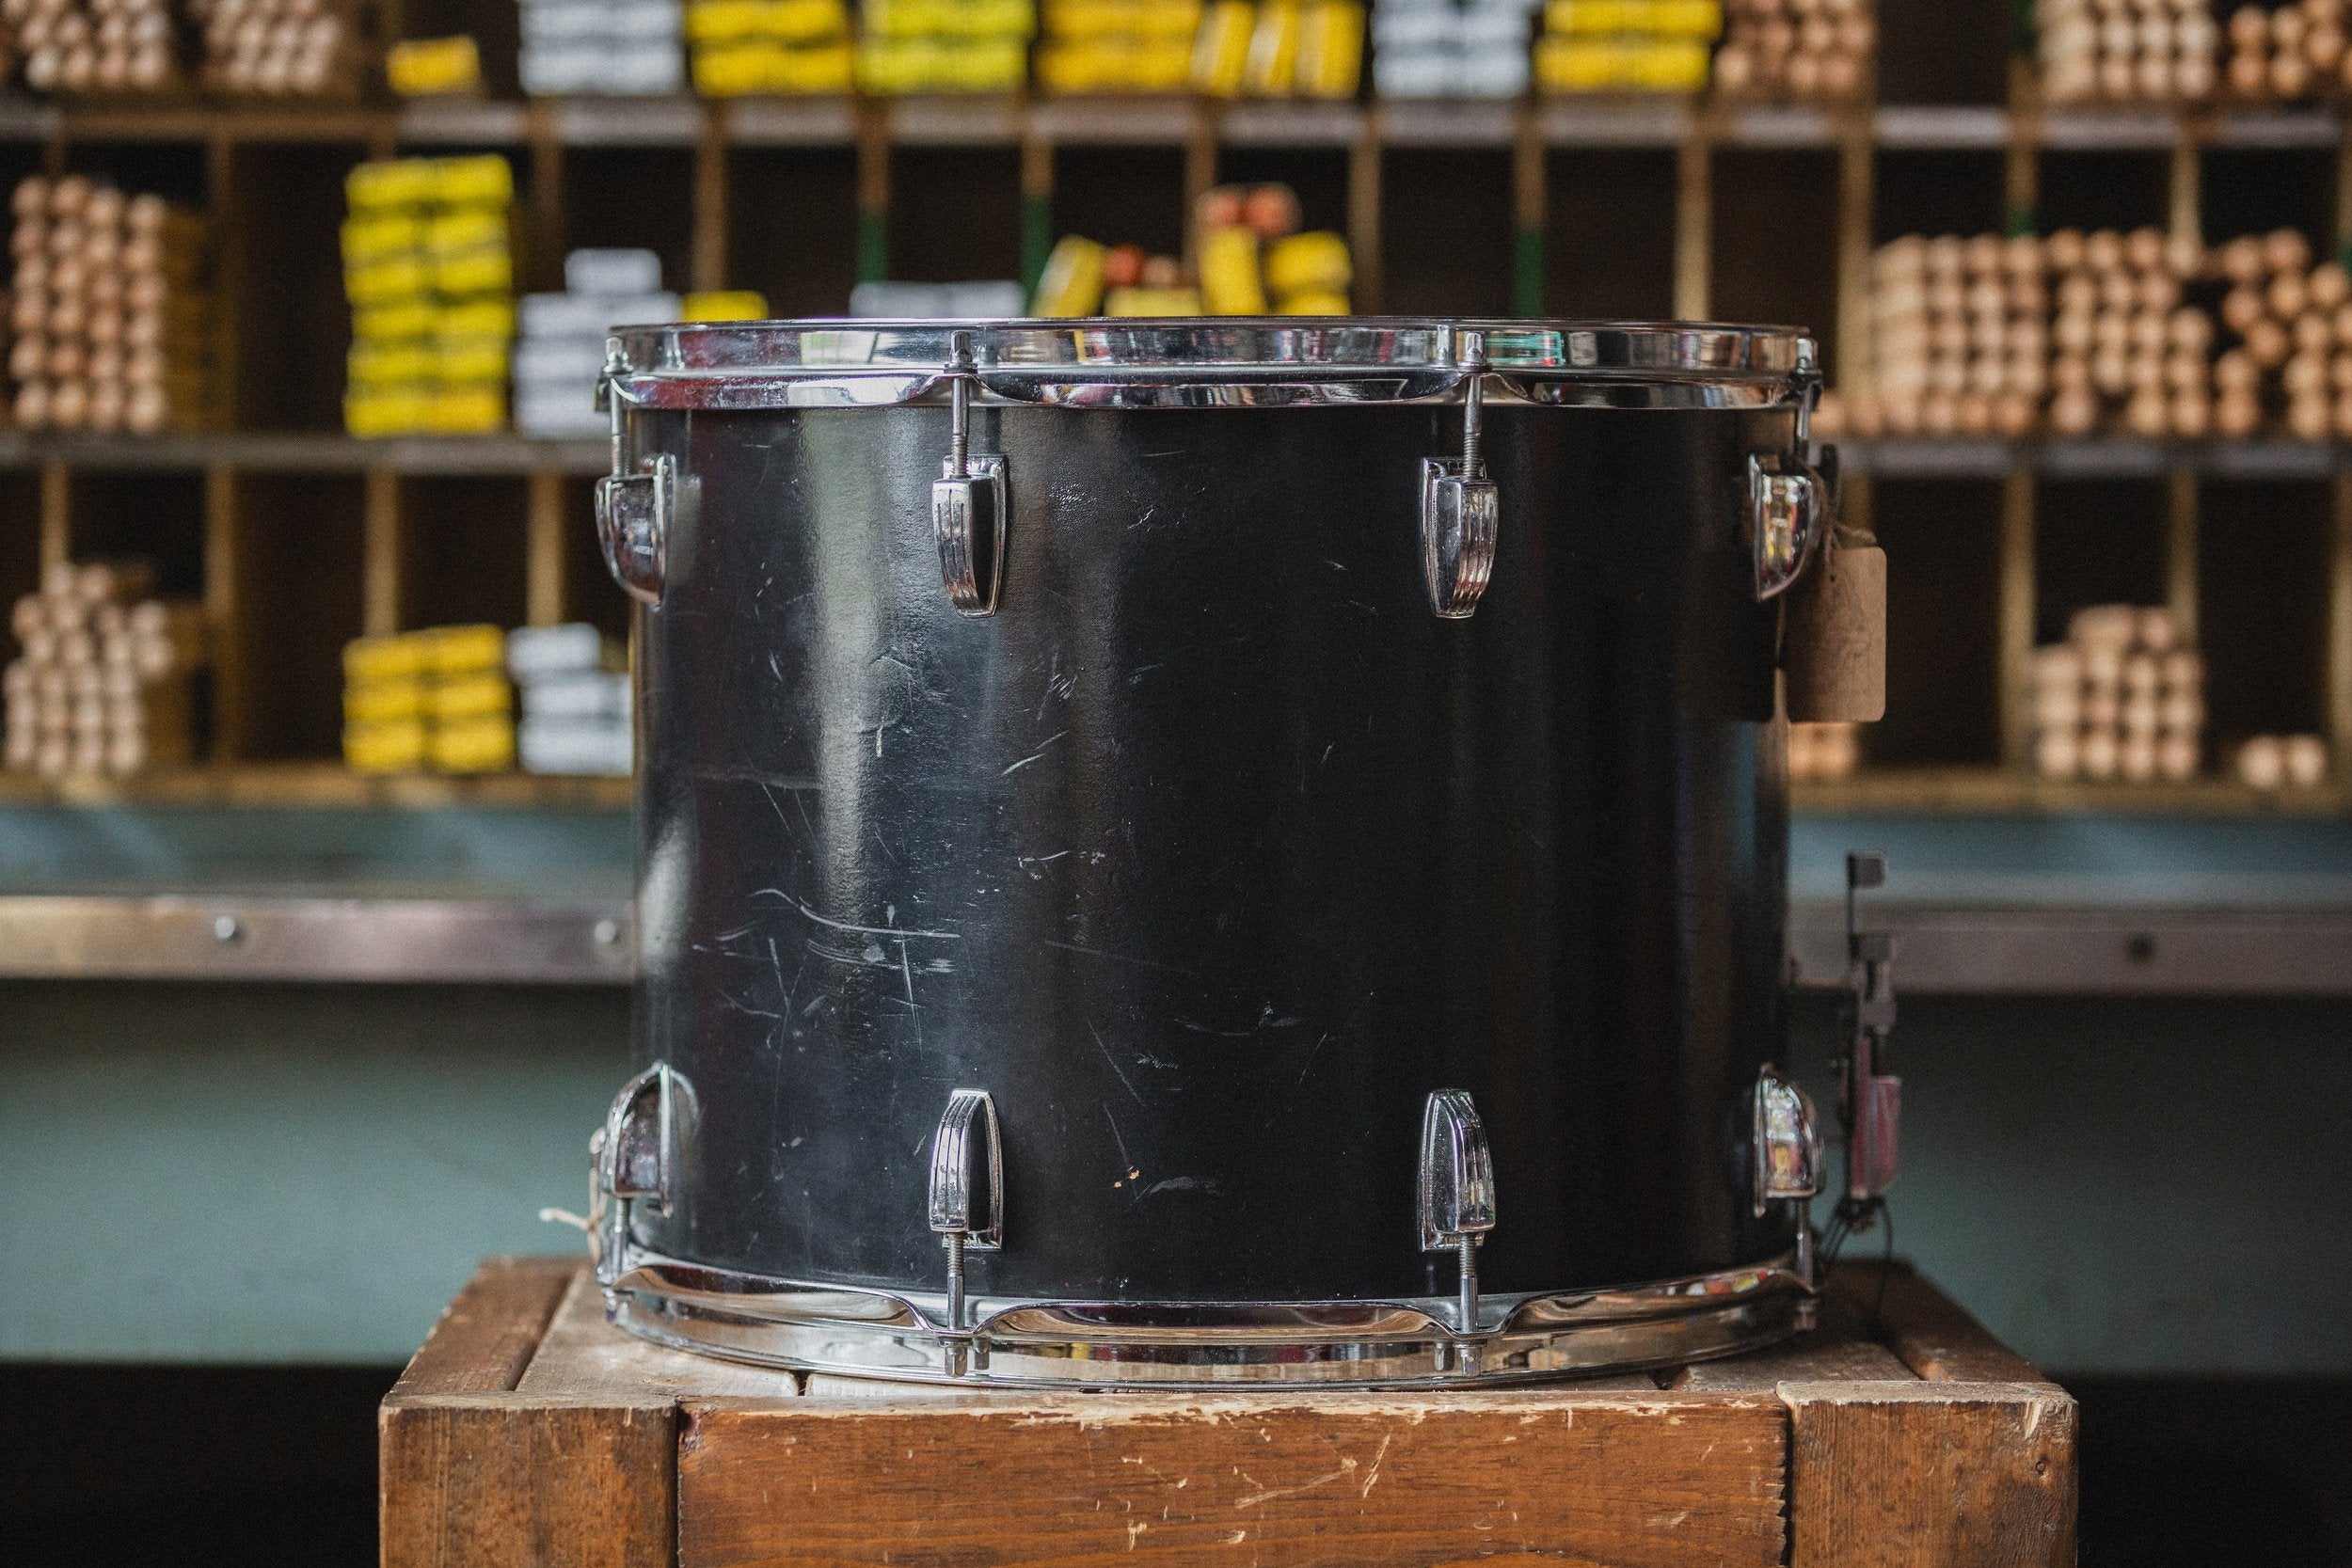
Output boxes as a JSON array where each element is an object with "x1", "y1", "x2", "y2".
[{"x1": 603, "y1": 318, "x2": 1817, "y2": 410}]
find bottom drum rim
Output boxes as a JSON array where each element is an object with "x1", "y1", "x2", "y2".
[{"x1": 596, "y1": 1249, "x2": 1816, "y2": 1389}]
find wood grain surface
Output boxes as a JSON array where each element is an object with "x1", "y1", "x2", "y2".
[
  {"x1": 1836, "y1": 1260, "x2": 2049, "y2": 1385},
  {"x1": 1785, "y1": 1381, "x2": 2078, "y2": 1568},
  {"x1": 381, "y1": 1259, "x2": 2079, "y2": 1568},
  {"x1": 390, "y1": 1255, "x2": 578, "y2": 1397},
  {"x1": 517, "y1": 1268, "x2": 799, "y2": 1401},
  {"x1": 678, "y1": 1390, "x2": 1788, "y2": 1568},
  {"x1": 383, "y1": 1257, "x2": 680, "y2": 1568},
  {"x1": 381, "y1": 1395, "x2": 677, "y2": 1568}
]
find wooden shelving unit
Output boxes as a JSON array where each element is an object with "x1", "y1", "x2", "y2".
[
  {"x1": 0, "y1": 758, "x2": 630, "y2": 809},
  {"x1": 1, "y1": 0, "x2": 2349, "y2": 816}
]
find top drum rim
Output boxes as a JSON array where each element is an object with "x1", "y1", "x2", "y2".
[{"x1": 601, "y1": 317, "x2": 1820, "y2": 411}]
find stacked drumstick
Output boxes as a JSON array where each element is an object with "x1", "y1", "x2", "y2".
[
  {"x1": 2208, "y1": 229, "x2": 2352, "y2": 440},
  {"x1": 2233, "y1": 732, "x2": 2332, "y2": 787},
  {"x1": 8, "y1": 0, "x2": 181, "y2": 94},
  {"x1": 1836, "y1": 232, "x2": 2052, "y2": 438},
  {"x1": 2043, "y1": 226, "x2": 2212, "y2": 438},
  {"x1": 1709, "y1": 0, "x2": 1873, "y2": 104},
  {"x1": 186, "y1": 0, "x2": 358, "y2": 96},
  {"x1": 2222, "y1": 0, "x2": 2352, "y2": 101},
  {"x1": 1788, "y1": 721, "x2": 1862, "y2": 781},
  {"x1": 1814, "y1": 226, "x2": 2352, "y2": 441},
  {"x1": 2038, "y1": 0, "x2": 2217, "y2": 104},
  {"x1": 8, "y1": 176, "x2": 212, "y2": 434},
  {"x1": 5, "y1": 559, "x2": 206, "y2": 778},
  {"x1": 2032, "y1": 606, "x2": 2204, "y2": 783}
]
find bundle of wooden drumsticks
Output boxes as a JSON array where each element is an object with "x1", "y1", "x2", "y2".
[
  {"x1": 7, "y1": 174, "x2": 211, "y2": 435},
  {"x1": 3, "y1": 560, "x2": 206, "y2": 779},
  {"x1": 1820, "y1": 225, "x2": 2352, "y2": 442},
  {"x1": 0, "y1": 0, "x2": 356, "y2": 96}
]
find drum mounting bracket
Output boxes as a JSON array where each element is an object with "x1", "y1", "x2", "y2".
[
  {"x1": 1419, "y1": 1088, "x2": 1498, "y2": 1367},
  {"x1": 591, "y1": 1063, "x2": 684, "y2": 1289},
  {"x1": 1752, "y1": 1065, "x2": 1823, "y2": 1288},
  {"x1": 928, "y1": 1087, "x2": 1004, "y2": 1374},
  {"x1": 596, "y1": 343, "x2": 671, "y2": 607},
  {"x1": 1748, "y1": 339, "x2": 1830, "y2": 602},
  {"x1": 1422, "y1": 329, "x2": 1500, "y2": 619},
  {"x1": 933, "y1": 332, "x2": 1008, "y2": 617}
]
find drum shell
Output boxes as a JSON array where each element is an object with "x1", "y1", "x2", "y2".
[{"x1": 629, "y1": 397, "x2": 1800, "y2": 1305}]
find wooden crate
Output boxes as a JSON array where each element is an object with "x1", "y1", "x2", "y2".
[{"x1": 382, "y1": 1256, "x2": 2074, "y2": 1567}]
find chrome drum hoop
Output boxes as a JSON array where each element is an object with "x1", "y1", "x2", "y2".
[
  {"x1": 601, "y1": 317, "x2": 1820, "y2": 412},
  {"x1": 600, "y1": 1247, "x2": 1817, "y2": 1389}
]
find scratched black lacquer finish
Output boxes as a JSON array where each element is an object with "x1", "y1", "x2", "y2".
[{"x1": 628, "y1": 388, "x2": 1799, "y2": 1303}]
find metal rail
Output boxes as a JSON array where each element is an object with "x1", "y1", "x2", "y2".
[{"x1": 1, "y1": 892, "x2": 2344, "y2": 993}]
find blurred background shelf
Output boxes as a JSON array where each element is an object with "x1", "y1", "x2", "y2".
[
  {"x1": 1794, "y1": 768, "x2": 2352, "y2": 816},
  {"x1": 0, "y1": 760, "x2": 630, "y2": 808},
  {"x1": 5, "y1": 97, "x2": 2352, "y2": 154},
  {"x1": 0, "y1": 432, "x2": 609, "y2": 473},
  {"x1": 2, "y1": 0, "x2": 2348, "y2": 832},
  {"x1": 3, "y1": 886, "x2": 2346, "y2": 993},
  {"x1": 2, "y1": 19, "x2": 2349, "y2": 1564}
]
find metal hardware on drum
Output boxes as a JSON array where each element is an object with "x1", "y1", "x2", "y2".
[
  {"x1": 925, "y1": 1088, "x2": 1003, "y2": 1374},
  {"x1": 592, "y1": 1062, "x2": 682, "y2": 1290},
  {"x1": 596, "y1": 1248, "x2": 1815, "y2": 1388},
  {"x1": 594, "y1": 342, "x2": 671, "y2": 608},
  {"x1": 589, "y1": 317, "x2": 1854, "y2": 1388},
  {"x1": 1421, "y1": 328, "x2": 1501, "y2": 619},
  {"x1": 1752, "y1": 1066, "x2": 1824, "y2": 1287},
  {"x1": 931, "y1": 330, "x2": 1009, "y2": 617},
  {"x1": 1417, "y1": 1089, "x2": 1498, "y2": 1359}
]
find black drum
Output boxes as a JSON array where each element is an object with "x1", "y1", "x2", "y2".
[{"x1": 588, "y1": 320, "x2": 1833, "y2": 1386}]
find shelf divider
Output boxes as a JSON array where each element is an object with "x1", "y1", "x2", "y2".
[
  {"x1": 1349, "y1": 112, "x2": 1383, "y2": 315},
  {"x1": 37, "y1": 460, "x2": 68, "y2": 569},
  {"x1": 2332, "y1": 476, "x2": 2352, "y2": 776},
  {"x1": 1020, "y1": 129, "x2": 1053, "y2": 298},
  {"x1": 693, "y1": 103, "x2": 730, "y2": 293},
  {"x1": 362, "y1": 468, "x2": 404, "y2": 637},
  {"x1": 526, "y1": 102, "x2": 565, "y2": 293},
  {"x1": 1512, "y1": 105, "x2": 1544, "y2": 317},
  {"x1": 203, "y1": 465, "x2": 246, "y2": 760},
  {"x1": 526, "y1": 470, "x2": 566, "y2": 628},
  {"x1": 2167, "y1": 468, "x2": 2200, "y2": 648},
  {"x1": 1836, "y1": 110, "x2": 1872, "y2": 388},
  {"x1": 2005, "y1": 57, "x2": 2039, "y2": 232},
  {"x1": 1673, "y1": 119, "x2": 1710, "y2": 320},
  {"x1": 854, "y1": 102, "x2": 889, "y2": 283},
  {"x1": 1999, "y1": 468, "x2": 2037, "y2": 770}
]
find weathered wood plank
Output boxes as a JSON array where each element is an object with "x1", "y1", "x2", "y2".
[
  {"x1": 1836, "y1": 1261, "x2": 2048, "y2": 1385},
  {"x1": 380, "y1": 1395, "x2": 677, "y2": 1568},
  {"x1": 519, "y1": 1267, "x2": 798, "y2": 1401},
  {"x1": 1678, "y1": 1270, "x2": 1915, "y2": 1389},
  {"x1": 1674, "y1": 1324, "x2": 1913, "y2": 1389},
  {"x1": 1785, "y1": 1380, "x2": 2078, "y2": 1568},
  {"x1": 384, "y1": 1259, "x2": 682, "y2": 1568},
  {"x1": 390, "y1": 1256, "x2": 579, "y2": 1398},
  {"x1": 677, "y1": 1391, "x2": 1789, "y2": 1568}
]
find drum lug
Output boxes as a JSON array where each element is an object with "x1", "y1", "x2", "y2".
[
  {"x1": 596, "y1": 455, "x2": 673, "y2": 608},
  {"x1": 596, "y1": 342, "x2": 672, "y2": 608},
  {"x1": 933, "y1": 331, "x2": 1008, "y2": 617},
  {"x1": 1422, "y1": 329, "x2": 1498, "y2": 619},
  {"x1": 591, "y1": 1063, "x2": 684, "y2": 1287},
  {"x1": 1746, "y1": 452, "x2": 1823, "y2": 602},
  {"x1": 1752, "y1": 1065, "x2": 1823, "y2": 1287},
  {"x1": 1419, "y1": 1089, "x2": 1497, "y2": 1360},
  {"x1": 927, "y1": 1087, "x2": 1003, "y2": 1371}
]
